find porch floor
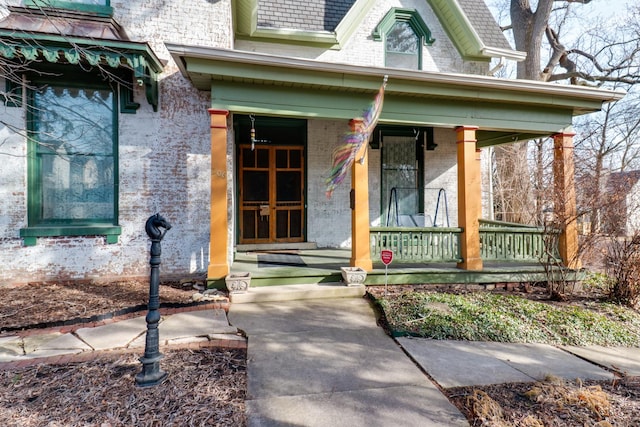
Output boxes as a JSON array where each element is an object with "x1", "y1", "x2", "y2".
[{"x1": 217, "y1": 248, "x2": 578, "y2": 288}]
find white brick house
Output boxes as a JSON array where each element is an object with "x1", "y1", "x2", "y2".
[{"x1": 0, "y1": 0, "x2": 623, "y2": 286}]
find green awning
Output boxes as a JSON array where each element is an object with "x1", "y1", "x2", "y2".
[{"x1": 0, "y1": 33, "x2": 163, "y2": 111}]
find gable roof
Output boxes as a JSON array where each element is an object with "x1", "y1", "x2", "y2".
[
  {"x1": 235, "y1": 0, "x2": 524, "y2": 61},
  {"x1": 457, "y1": 0, "x2": 512, "y2": 52}
]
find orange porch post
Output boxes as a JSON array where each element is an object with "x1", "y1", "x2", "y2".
[
  {"x1": 553, "y1": 131, "x2": 581, "y2": 269},
  {"x1": 456, "y1": 126, "x2": 483, "y2": 270},
  {"x1": 207, "y1": 109, "x2": 230, "y2": 279},
  {"x1": 350, "y1": 118, "x2": 373, "y2": 271}
]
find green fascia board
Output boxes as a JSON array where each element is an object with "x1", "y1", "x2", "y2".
[
  {"x1": 234, "y1": 0, "x2": 258, "y2": 36},
  {"x1": 170, "y1": 46, "x2": 623, "y2": 109},
  {"x1": 236, "y1": 28, "x2": 339, "y2": 47},
  {"x1": 476, "y1": 131, "x2": 548, "y2": 147},
  {"x1": 209, "y1": 79, "x2": 575, "y2": 136},
  {"x1": 334, "y1": 0, "x2": 377, "y2": 47},
  {"x1": 426, "y1": 0, "x2": 524, "y2": 62},
  {"x1": 166, "y1": 44, "x2": 625, "y2": 135},
  {"x1": 233, "y1": 0, "x2": 375, "y2": 48},
  {"x1": 180, "y1": 55, "x2": 620, "y2": 115}
]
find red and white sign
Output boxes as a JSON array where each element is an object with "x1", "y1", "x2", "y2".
[{"x1": 381, "y1": 250, "x2": 393, "y2": 266}]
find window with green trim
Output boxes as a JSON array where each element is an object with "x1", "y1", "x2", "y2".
[
  {"x1": 26, "y1": 77, "x2": 118, "y2": 230},
  {"x1": 373, "y1": 8, "x2": 435, "y2": 71}
]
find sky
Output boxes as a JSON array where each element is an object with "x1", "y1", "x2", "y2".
[
  {"x1": 487, "y1": 0, "x2": 630, "y2": 25},
  {"x1": 582, "y1": 0, "x2": 629, "y2": 19}
]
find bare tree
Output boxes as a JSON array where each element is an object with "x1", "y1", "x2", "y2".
[{"x1": 492, "y1": 0, "x2": 640, "y2": 226}]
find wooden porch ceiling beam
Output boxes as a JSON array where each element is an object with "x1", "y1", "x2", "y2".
[{"x1": 208, "y1": 80, "x2": 578, "y2": 137}]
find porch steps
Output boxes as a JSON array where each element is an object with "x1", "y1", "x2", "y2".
[{"x1": 229, "y1": 283, "x2": 365, "y2": 304}]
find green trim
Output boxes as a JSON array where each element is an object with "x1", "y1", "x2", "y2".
[
  {"x1": 426, "y1": 0, "x2": 480, "y2": 60},
  {"x1": 211, "y1": 79, "x2": 575, "y2": 136},
  {"x1": 373, "y1": 8, "x2": 435, "y2": 46},
  {"x1": 233, "y1": 0, "x2": 376, "y2": 48},
  {"x1": 25, "y1": 75, "x2": 120, "y2": 235},
  {"x1": 234, "y1": 0, "x2": 258, "y2": 36},
  {"x1": 25, "y1": 0, "x2": 113, "y2": 17},
  {"x1": 425, "y1": 0, "x2": 525, "y2": 62},
  {"x1": 0, "y1": 32, "x2": 162, "y2": 111},
  {"x1": 120, "y1": 84, "x2": 140, "y2": 113},
  {"x1": 20, "y1": 225, "x2": 122, "y2": 246},
  {"x1": 236, "y1": 29, "x2": 339, "y2": 47},
  {"x1": 167, "y1": 45, "x2": 624, "y2": 140},
  {"x1": 476, "y1": 131, "x2": 547, "y2": 148},
  {"x1": 334, "y1": 0, "x2": 376, "y2": 47}
]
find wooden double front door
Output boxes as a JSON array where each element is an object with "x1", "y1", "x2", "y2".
[{"x1": 239, "y1": 145, "x2": 305, "y2": 244}]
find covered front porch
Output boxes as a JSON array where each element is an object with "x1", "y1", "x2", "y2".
[{"x1": 166, "y1": 45, "x2": 624, "y2": 287}]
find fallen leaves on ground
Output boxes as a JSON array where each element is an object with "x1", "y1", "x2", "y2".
[
  {"x1": 445, "y1": 376, "x2": 640, "y2": 426},
  {"x1": 1, "y1": 348, "x2": 246, "y2": 427},
  {"x1": 0, "y1": 280, "x2": 196, "y2": 330}
]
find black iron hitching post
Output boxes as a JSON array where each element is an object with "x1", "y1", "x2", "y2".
[{"x1": 136, "y1": 213, "x2": 172, "y2": 387}]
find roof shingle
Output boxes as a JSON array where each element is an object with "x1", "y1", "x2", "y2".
[
  {"x1": 456, "y1": 0, "x2": 513, "y2": 51},
  {"x1": 258, "y1": 0, "x2": 357, "y2": 32}
]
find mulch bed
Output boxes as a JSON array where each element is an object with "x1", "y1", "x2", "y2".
[
  {"x1": 1, "y1": 348, "x2": 246, "y2": 427},
  {"x1": 0, "y1": 280, "x2": 246, "y2": 426},
  {"x1": 0, "y1": 280, "x2": 204, "y2": 332}
]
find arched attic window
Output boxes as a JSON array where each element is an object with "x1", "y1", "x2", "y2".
[{"x1": 373, "y1": 8, "x2": 435, "y2": 70}]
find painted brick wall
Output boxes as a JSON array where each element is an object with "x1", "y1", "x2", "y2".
[
  {"x1": 0, "y1": 0, "x2": 471, "y2": 284},
  {"x1": 424, "y1": 129, "x2": 459, "y2": 227},
  {"x1": 306, "y1": 122, "x2": 460, "y2": 246},
  {"x1": 0, "y1": 0, "x2": 232, "y2": 284},
  {"x1": 306, "y1": 120, "x2": 381, "y2": 248}
]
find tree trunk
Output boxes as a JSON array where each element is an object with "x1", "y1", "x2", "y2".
[{"x1": 491, "y1": 0, "x2": 556, "y2": 225}]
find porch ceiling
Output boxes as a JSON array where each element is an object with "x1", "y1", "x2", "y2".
[{"x1": 166, "y1": 44, "x2": 625, "y2": 144}]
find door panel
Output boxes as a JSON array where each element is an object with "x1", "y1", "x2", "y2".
[{"x1": 239, "y1": 145, "x2": 305, "y2": 243}]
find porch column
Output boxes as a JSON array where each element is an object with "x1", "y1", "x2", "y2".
[
  {"x1": 553, "y1": 131, "x2": 581, "y2": 269},
  {"x1": 456, "y1": 126, "x2": 483, "y2": 270},
  {"x1": 207, "y1": 109, "x2": 230, "y2": 279},
  {"x1": 350, "y1": 118, "x2": 373, "y2": 271}
]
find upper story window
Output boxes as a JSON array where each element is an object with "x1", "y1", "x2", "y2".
[
  {"x1": 386, "y1": 21, "x2": 420, "y2": 69},
  {"x1": 25, "y1": 0, "x2": 113, "y2": 16},
  {"x1": 373, "y1": 8, "x2": 435, "y2": 71}
]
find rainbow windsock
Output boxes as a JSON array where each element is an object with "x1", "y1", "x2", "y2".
[{"x1": 325, "y1": 75, "x2": 388, "y2": 198}]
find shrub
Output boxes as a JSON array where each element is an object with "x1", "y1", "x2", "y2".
[{"x1": 605, "y1": 232, "x2": 640, "y2": 308}]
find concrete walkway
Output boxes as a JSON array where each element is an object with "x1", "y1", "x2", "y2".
[
  {"x1": 229, "y1": 297, "x2": 640, "y2": 427},
  {"x1": 0, "y1": 308, "x2": 243, "y2": 364},
  {"x1": 229, "y1": 298, "x2": 470, "y2": 427}
]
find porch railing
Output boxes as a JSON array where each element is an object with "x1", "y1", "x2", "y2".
[
  {"x1": 370, "y1": 227, "x2": 463, "y2": 263},
  {"x1": 370, "y1": 220, "x2": 560, "y2": 264}
]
